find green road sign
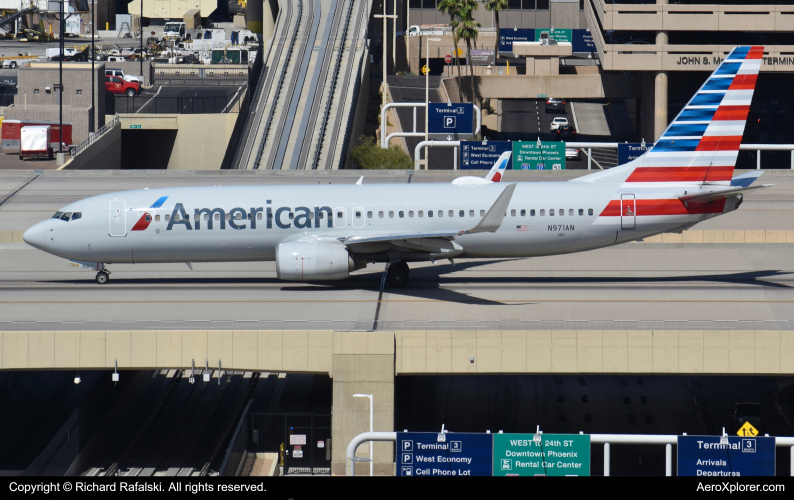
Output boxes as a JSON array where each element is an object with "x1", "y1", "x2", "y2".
[
  {"x1": 129, "y1": 125, "x2": 141, "y2": 129},
  {"x1": 537, "y1": 94, "x2": 548, "y2": 98},
  {"x1": 512, "y1": 141, "x2": 566, "y2": 170},
  {"x1": 535, "y1": 28, "x2": 572, "y2": 43},
  {"x1": 493, "y1": 434, "x2": 590, "y2": 476}
]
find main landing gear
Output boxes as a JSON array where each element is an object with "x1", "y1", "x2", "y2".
[
  {"x1": 95, "y1": 269, "x2": 110, "y2": 284},
  {"x1": 386, "y1": 262, "x2": 409, "y2": 288}
]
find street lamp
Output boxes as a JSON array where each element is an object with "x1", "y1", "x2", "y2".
[
  {"x1": 374, "y1": 2, "x2": 397, "y2": 109},
  {"x1": 424, "y1": 37, "x2": 441, "y2": 170},
  {"x1": 353, "y1": 393, "x2": 374, "y2": 476}
]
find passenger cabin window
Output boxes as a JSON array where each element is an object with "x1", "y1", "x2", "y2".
[
  {"x1": 355, "y1": 210, "x2": 362, "y2": 218},
  {"x1": 448, "y1": 210, "x2": 453, "y2": 217},
  {"x1": 235, "y1": 212, "x2": 242, "y2": 220},
  {"x1": 257, "y1": 213, "x2": 263, "y2": 220},
  {"x1": 428, "y1": 210, "x2": 434, "y2": 218},
  {"x1": 578, "y1": 209, "x2": 583, "y2": 216},
  {"x1": 155, "y1": 215, "x2": 161, "y2": 222},
  {"x1": 409, "y1": 211, "x2": 414, "y2": 217},
  {"x1": 336, "y1": 211, "x2": 343, "y2": 219},
  {"x1": 236, "y1": 213, "x2": 243, "y2": 220},
  {"x1": 399, "y1": 211, "x2": 404, "y2": 218},
  {"x1": 165, "y1": 214, "x2": 170, "y2": 221},
  {"x1": 194, "y1": 214, "x2": 200, "y2": 221},
  {"x1": 174, "y1": 214, "x2": 181, "y2": 222},
  {"x1": 389, "y1": 211, "x2": 394, "y2": 218},
  {"x1": 511, "y1": 209, "x2": 516, "y2": 216},
  {"x1": 520, "y1": 209, "x2": 526, "y2": 216},
  {"x1": 540, "y1": 210, "x2": 545, "y2": 216},
  {"x1": 569, "y1": 209, "x2": 574, "y2": 216},
  {"x1": 588, "y1": 209, "x2": 594, "y2": 216},
  {"x1": 379, "y1": 211, "x2": 384, "y2": 218},
  {"x1": 530, "y1": 209, "x2": 535, "y2": 216},
  {"x1": 549, "y1": 209, "x2": 555, "y2": 216},
  {"x1": 144, "y1": 214, "x2": 151, "y2": 222},
  {"x1": 459, "y1": 210, "x2": 464, "y2": 217},
  {"x1": 367, "y1": 211, "x2": 373, "y2": 218},
  {"x1": 469, "y1": 210, "x2": 474, "y2": 217},
  {"x1": 418, "y1": 210, "x2": 424, "y2": 217},
  {"x1": 215, "y1": 213, "x2": 220, "y2": 221},
  {"x1": 438, "y1": 210, "x2": 443, "y2": 217},
  {"x1": 480, "y1": 210, "x2": 485, "y2": 216},
  {"x1": 559, "y1": 209, "x2": 564, "y2": 216}
]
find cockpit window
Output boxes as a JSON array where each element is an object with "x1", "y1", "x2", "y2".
[
  {"x1": 60, "y1": 212, "x2": 72, "y2": 221},
  {"x1": 52, "y1": 211, "x2": 64, "y2": 219},
  {"x1": 71, "y1": 212, "x2": 82, "y2": 221}
]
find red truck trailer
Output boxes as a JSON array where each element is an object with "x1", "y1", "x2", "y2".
[{"x1": 1, "y1": 120, "x2": 72, "y2": 153}]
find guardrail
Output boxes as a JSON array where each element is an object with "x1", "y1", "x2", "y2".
[
  {"x1": 346, "y1": 431, "x2": 794, "y2": 477},
  {"x1": 71, "y1": 114, "x2": 119, "y2": 158}
]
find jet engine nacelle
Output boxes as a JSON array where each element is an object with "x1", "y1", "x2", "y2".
[{"x1": 276, "y1": 240, "x2": 360, "y2": 281}]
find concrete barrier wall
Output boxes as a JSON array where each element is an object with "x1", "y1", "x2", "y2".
[
  {"x1": 0, "y1": 330, "x2": 334, "y2": 374},
  {"x1": 2, "y1": 329, "x2": 794, "y2": 376},
  {"x1": 395, "y1": 330, "x2": 794, "y2": 375}
]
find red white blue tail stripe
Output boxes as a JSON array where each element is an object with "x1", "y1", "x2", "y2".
[{"x1": 624, "y1": 45, "x2": 762, "y2": 187}]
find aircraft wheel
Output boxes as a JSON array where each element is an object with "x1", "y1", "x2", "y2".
[
  {"x1": 386, "y1": 262, "x2": 409, "y2": 288},
  {"x1": 96, "y1": 271, "x2": 109, "y2": 284}
]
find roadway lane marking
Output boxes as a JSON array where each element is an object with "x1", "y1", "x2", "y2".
[{"x1": 1, "y1": 299, "x2": 794, "y2": 304}]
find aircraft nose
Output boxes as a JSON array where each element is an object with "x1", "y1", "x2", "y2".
[{"x1": 23, "y1": 222, "x2": 48, "y2": 250}]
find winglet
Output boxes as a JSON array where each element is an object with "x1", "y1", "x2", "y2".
[
  {"x1": 356, "y1": 176, "x2": 363, "y2": 186},
  {"x1": 460, "y1": 183, "x2": 516, "y2": 234},
  {"x1": 484, "y1": 152, "x2": 511, "y2": 183}
]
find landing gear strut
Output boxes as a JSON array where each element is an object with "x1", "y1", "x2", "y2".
[
  {"x1": 95, "y1": 270, "x2": 110, "y2": 284},
  {"x1": 386, "y1": 262, "x2": 409, "y2": 288}
]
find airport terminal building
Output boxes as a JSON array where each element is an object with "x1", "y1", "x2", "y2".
[{"x1": 400, "y1": 0, "x2": 794, "y2": 167}]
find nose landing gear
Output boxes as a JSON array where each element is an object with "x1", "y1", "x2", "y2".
[
  {"x1": 386, "y1": 262, "x2": 409, "y2": 288},
  {"x1": 95, "y1": 270, "x2": 110, "y2": 284}
]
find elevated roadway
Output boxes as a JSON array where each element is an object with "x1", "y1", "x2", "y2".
[
  {"x1": 1, "y1": 170, "x2": 793, "y2": 332},
  {"x1": 234, "y1": 0, "x2": 370, "y2": 170}
]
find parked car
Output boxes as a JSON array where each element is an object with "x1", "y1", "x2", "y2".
[
  {"x1": 731, "y1": 403, "x2": 765, "y2": 435},
  {"x1": 105, "y1": 75, "x2": 140, "y2": 96},
  {"x1": 550, "y1": 117, "x2": 569, "y2": 131},
  {"x1": 105, "y1": 68, "x2": 143, "y2": 84},
  {"x1": 545, "y1": 97, "x2": 566, "y2": 113},
  {"x1": 556, "y1": 124, "x2": 576, "y2": 139},
  {"x1": 565, "y1": 147, "x2": 581, "y2": 160}
]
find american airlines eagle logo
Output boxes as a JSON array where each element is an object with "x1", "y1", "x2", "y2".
[{"x1": 131, "y1": 196, "x2": 168, "y2": 231}]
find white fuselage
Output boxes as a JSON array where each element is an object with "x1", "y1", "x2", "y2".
[{"x1": 22, "y1": 180, "x2": 739, "y2": 266}]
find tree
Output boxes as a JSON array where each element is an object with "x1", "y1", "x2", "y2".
[
  {"x1": 437, "y1": 0, "x2": 465, "y2": 102},
  {"x1": 484, "y1": 0, "x2": 507, "y2": 59},
  {"x1": 456, "y1": 3, "x2": 482, "y2": 108},
  {"x1": 350, "y1": 136, "x2": 413, "y2": 169}
]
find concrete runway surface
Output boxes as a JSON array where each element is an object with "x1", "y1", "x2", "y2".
[{"x1": 0, "y1": 171, "x2": 793, "y2": 331}]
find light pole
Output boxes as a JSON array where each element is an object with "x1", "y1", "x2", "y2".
[
  {"x1": 353, "y1": 393, "x2": 374, "y2": 476},
  {"x1": 374, "y1": 3, "x2": 397, "y2": 109},
  {"x1": 91, "y1": 0, "x2": 94, "y2": 132},
  {"x1": 424, "y1": 37, "x2": 441, "y2": 170}
]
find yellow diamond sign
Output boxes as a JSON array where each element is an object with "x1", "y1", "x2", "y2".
[
  {"x1": 737, "y1": 421, "x2": 759, "y2": 437},
  {"x1": 421, "y1": 65, "x2": 429, "y2": 75}
]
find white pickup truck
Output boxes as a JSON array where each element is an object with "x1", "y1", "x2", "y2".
[{"x1": 105, "y1": 69, "x2": 143, "y2": 84}]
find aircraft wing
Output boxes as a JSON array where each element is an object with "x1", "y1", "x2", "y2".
[{"x1": 342, "y1": 183, "x2": 516, "y2": 251}]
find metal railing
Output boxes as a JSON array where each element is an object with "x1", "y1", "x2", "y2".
[
  {"x1": 346, "y1": 431, "x2": 794, "y2": 477},
  {"x1": 107, "y1": 95, "x2": 238, "y2": 114},
  {"x1": 152, "y1": 65, "x2": 249, "y2": 86},
  {"x1": 71, "y1": 114, "x2": 119, "y2": 157},
  {"x1": 218, "y1": 399, "x2": 253, "y2": 476}
]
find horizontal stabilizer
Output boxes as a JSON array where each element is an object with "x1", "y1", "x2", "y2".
[
  {"x1": 679, "y1": 183, "x2": 773, "y2": 203},
  {"x1": 730, "y1": 170, "x2": 764, "y2": 188}
]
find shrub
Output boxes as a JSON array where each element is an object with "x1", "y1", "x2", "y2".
[{"x1": 350, "y1": 136, "x2": 413, "y2": 169}]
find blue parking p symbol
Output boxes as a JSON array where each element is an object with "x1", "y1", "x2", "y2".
[{"x1": 444, "y1": 116, "x2": 456, "y2": 129}]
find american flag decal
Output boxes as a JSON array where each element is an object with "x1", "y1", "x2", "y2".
[{"x1": 517, "y1": 225, "x2": 528, "y2": 231}]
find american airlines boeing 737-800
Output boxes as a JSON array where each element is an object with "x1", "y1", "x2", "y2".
[{"x1": 23, "y1": 46, "x2": 770, "y2": 287}]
